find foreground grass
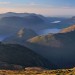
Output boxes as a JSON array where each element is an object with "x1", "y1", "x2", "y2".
[{"x1": 0, "y1": 68, "x2": 75, "y2": 75}]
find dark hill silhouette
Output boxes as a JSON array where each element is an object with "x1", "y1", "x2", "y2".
[{"x1": 0, "y1": 42, "x2": 54, "y2": 69}]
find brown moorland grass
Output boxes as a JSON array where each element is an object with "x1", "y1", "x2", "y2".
[{"x1": 0, "y1": 67, "x2": 75, "y2": 75}]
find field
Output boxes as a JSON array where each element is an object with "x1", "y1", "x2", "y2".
[{"x1": 0, "y1": 67, "x2": 75, "y2": 75}]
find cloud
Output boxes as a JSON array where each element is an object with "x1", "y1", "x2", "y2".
[{"x1": 0, "y1": 2, "x2": 11, "y2": 4}]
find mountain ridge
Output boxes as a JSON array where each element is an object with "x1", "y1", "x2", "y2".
[
  {"x1": 60, "y1": 25, "x2": 75, "y2": 33},
  {"x1": 0, "y1": 42, "x2": 53, "y2": 69}
]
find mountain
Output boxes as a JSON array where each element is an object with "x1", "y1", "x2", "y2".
[
  {"x1": 3, "y1": 25, "x2": 75, "y2": 69},
  {"x1": 0, "y1": 12, "x2": 43, "y2": 18},
  {"x1": 0, "y1": 14, "x2": 45, "y2": 35},
  {"x1": 24, "y1": 25, "x2": 75, "y2": 69},
  {"x1": 28, "y1": 25, "x2": 75, "y2": 47},
  {"x1": 60, "y1": 25, "x2": 75, "y2": 33},
  {"x1": 0, "y1": 42, "x2": 53, "y2": 69},
  {"x1": 0, "y1": 12, "x2": 75, "y2": 32},
  {"x1": 3, "y1": 28, "x2": 37, "y2": 45},
  {"x1": 0, "y1": 12, "x2": 66, "y2": 21},
  {"x1": 53, "y1": 16, "x2": 75, "y2": 29},
  {"x1": 0, "y1": 12, "x2": 68, "y2": 35},
  {"x1": 28, "y1": 34, "x2": 62, "y2": 47}
]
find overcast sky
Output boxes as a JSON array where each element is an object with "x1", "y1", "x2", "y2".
[{"x1": 0, "y1": 0, "x2": 75, "y2": 16}]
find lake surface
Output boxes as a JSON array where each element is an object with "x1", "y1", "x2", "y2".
[{"x1": 37, "y1": 29, "x2": 61, "y2": 35}]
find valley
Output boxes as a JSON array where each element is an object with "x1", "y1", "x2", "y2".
[{"x1": 0, "y1": 0, "x2": 75, "y2": 74}]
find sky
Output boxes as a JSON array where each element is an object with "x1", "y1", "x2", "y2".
[{"x1": 0, "y1": 0, "x2": 75, "y2": 16}]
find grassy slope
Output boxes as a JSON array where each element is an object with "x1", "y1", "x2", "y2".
[{"x1": 0, "y1": 67, "x2": 75, "y2": 75}]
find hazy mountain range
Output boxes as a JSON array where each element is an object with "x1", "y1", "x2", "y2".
[
  {"x1": 0, "y1": 12, "x2": 75, "y2": 69},
  {"x1": 2, "y1": 25, "x2": 75, "y2": 69},
  {"x1": 26, "y1": 25, "x2": 75, "y2": 69},
  {"x1": 0, "y1": 12, "x2": 69, "y2": 35}
]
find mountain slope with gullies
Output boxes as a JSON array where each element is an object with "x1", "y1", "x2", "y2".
[
  {"x1": 0, "y1": 42, "x2": 54, "y2": 69},
  {"x1": 3, "y1": 28, "x2": 37, "y2": 45}
]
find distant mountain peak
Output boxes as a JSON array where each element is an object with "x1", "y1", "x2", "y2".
[
  {"x1": 0, "y1": 43, "x2": 51, "y2": 69},
  {"x1": 60, "y1": 25, "x2": 75, "y2": 33}
]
